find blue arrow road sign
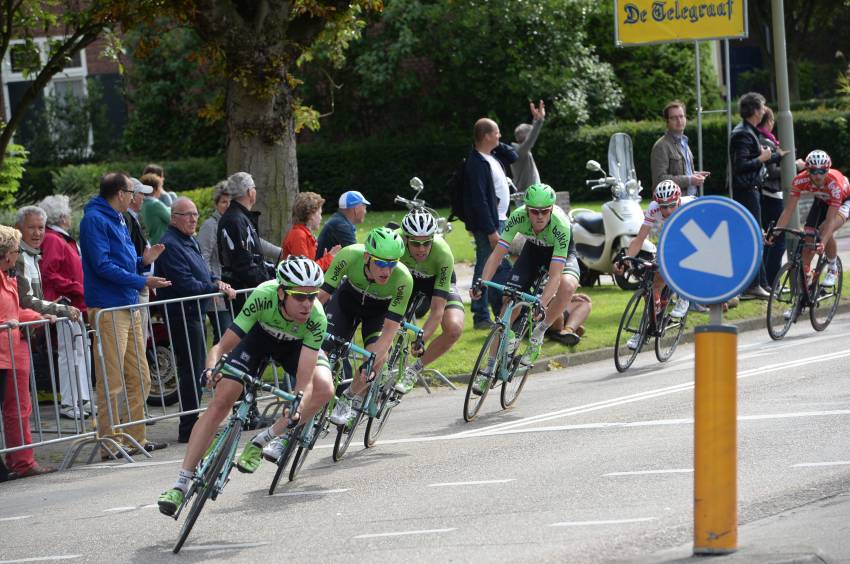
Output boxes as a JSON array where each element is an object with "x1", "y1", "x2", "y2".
[{"x1": 658, "y1": 196, "x2": 763, "y2": 304}]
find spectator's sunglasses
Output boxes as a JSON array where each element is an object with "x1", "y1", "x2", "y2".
[
  {"x1": 808, "y1": 167, "x2": 828, "y2": 176},
  {"x1": 371, "y1": 257, "x2": 398, "y2": 269},
  {"x1": 407, "y1": 238, "x2": 433, "y2": 248},
  {"x1": 284, "y1": 289, "x2": 319, "y2": 302},
  {"x1": 528, "y1": 206, "x2": 553, "y2": 216}
]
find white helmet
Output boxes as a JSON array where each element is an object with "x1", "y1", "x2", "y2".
[
  {"x1": 401, "y1": 208, "x2": 438, "y2": 237},
  {"x1": 805, "y1": 150, "x2": 831, "y2": 170},
  {"x1": 653, "y1": 179, "x2": 681, "y2": 205},
  {"x1": 276, "y1": 256, "x2": 324, "y2": 288}
]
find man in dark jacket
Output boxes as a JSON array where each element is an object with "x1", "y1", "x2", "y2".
[
  {"x1": 463, "y1": 118, "x2": 517, "y2": 329},
  {"x1": 217, "y1": 172, "x2": 276, "y2": 311},
  {"x1": 729, "y1": 92, "x2": 777, "y2": 297},
  {"x1": 157, "y1": 197, "x2": 235, "y2": 441}
]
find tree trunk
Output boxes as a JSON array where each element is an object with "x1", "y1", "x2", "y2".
[{"x1": 225, "y1": 81, "x2": 298, "y2": 243}]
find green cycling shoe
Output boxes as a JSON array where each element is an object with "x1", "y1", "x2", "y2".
[
  {"x1": 236, "y1": 442, "x2": 263, "y2": 474},
  {"x1": 158, "y1": 488, "x2": 185, "y2": 517}
]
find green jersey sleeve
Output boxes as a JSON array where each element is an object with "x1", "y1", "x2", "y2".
[
  {"x1": 323, "y1": 244, "x2": 363, "y2": 292},
  {"x1": 430, "y1": 237, "x2": 454, "y2": 296},
  {"x1": 386, "y1": 263, "x2": 414, "y2": 321},
  {"x1": 232, "y1": 282, "x2": 278, "y2": 336},
  {"x1": 302, "y1": 301, "x2": 328, "y2": 350}
]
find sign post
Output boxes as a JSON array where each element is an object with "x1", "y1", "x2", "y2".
[{"x1": 658, "y1": 196, "x2": 763, "y2": 555}]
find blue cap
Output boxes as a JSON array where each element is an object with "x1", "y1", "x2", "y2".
[{"x1": 338, "y1": 190, "x2": 370, "y2": 209}]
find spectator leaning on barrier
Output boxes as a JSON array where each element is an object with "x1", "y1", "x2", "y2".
[
  {"x1": 315, "y1": 190, "x2": 368, "y2": 258},
  {"x1": 218, "y1": 172, "x2": 276, "y2": 312},
  {"x1": 157, "y1": 197, "x2": 236, "y2": 443},
  {"x1": 283, "y1": 191, "x2": 340, "y2": 271},
  {"x1": 198, "y1": 181, "x2": 233, "y2": 343},
  {"x1": 650, "y1": 100, "x2": 710, "y2": 197},
  {"x1": 140, "y1": 172, "x2": 171, "y2": 244},
  {"x1": 80, "y1": 172, "x2": 171, "y2": 460},
  {"x1": 510, "y1": 100, "x2": 546, "y2": 191},
  {"x1": 463, "y1": 117, "x2": 517, "y2": 330},
  {"x1": 0, "y1": 224, "x2": 57, "y2": 478},
  {"x1": 730, "y1": 92, "x2": 778, "y2": 298},
  {"x1": 38, "y1": 195, "x2": 92, "y2": 420},
  {"x1": 14, "y1": 205, "x2": 82, "y2": 419}
]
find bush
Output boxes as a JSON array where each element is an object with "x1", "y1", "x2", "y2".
[
  {"x1": 0, "y1": 144, "x2": 28, "y2": 210},
  {"x1": 180, "y1": 186, "x2": 215, "y2": 223}
]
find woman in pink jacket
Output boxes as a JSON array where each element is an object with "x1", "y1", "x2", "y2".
[{"x1": 0, "y1": 224, "x2": 56, "y2": 478}]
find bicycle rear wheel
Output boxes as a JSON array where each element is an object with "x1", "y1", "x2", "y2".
[
  {"x1": 766, "y1": 262, "x2": 800, "y2": 340},
  {"x1": 463, "y1": 324, "x2": 503, "y2": 422},
  {"x1": 655, "y1": 291, "x2": 686, "y2": 362},
  {"x1": 501, "y1": 308, "x2": 532, "y2": 409},
  {"x1": 268, "y1": 426, "x2": 300, "y2": 495},
  {"x1": 332, "y1": 409, "x2": 363, "y2": 462},
  {"x1": 173, "y1": 421, "x2": 240, "y2": 553},
  {"x1": 810, "y1": 257, "x2": 842, "y2": 331},
  {"x1": 614, "y1": 289, "x2": 648, "y2": 372},
  {"x1": 289, "y1": 405, "x2": 329, "y2": 482}
]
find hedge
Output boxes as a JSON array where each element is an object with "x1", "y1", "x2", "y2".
[{"x1": 16, "y1": 108, "x2": 850, "y2": 210}]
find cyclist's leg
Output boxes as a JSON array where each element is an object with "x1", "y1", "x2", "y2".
[
  {"x1": 271, "y1": 348, "x2": 334, "y2": 430},
  {"x1": 359, "y1": 314, "x2": 385, "y2": 391},
  {"x1": 419, "y1": 297, "x2": 464, "y2": 367},
  {"x1": 802, "y1": 200, "x2": 827, "y2": 272}
]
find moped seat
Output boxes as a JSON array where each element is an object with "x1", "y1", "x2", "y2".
[{"x1": 574, "y1": 212, "x2": 605, "y2": 235}]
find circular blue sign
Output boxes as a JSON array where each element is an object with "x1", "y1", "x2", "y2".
[{"x1": 658, "y1": 196, "x2": 763, "y2": 304}]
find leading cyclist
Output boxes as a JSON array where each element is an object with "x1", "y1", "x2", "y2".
[
  {"x1": 770, "y1": 149, "x2": 850, "y2": 287},
  {"x1": 615, "y1": 180, "x2": 695, "y2": 349},
  {"x1": 319, "y1": 227, "x2": 413, "y2": 426},
  {"x1": 470, "y1": 183, "x2": 578, "y2": 393},
  {"x1": 157, "y1": 256, "x2": 333, "y2": 516},
  {"x1": 392, "y1": 209, "x2": 465, "y2": 394}
]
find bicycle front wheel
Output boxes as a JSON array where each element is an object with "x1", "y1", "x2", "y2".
[
  {"x1": 463, "y1": 324, "x2": 503, "y2": 422},
  {"x1": 173, "y1": 420, "x2": 240, "y2": 553},
  {"x1": 766, "y1": 262, "x2": 800, "y2": 340},
  {"x1": 655, "y1": 292, "x2": 687, "y2": 362},
  {"x1": 289, "y1": 405, "x2": 329, "y2": 482},
  {"x1": 365, "y1": 335, "x2": 407, "y2": 447},
  {"x1": 268, "y1": 426, "x2": 300, "y2": 495},
  {"x1": 614, "y1": 289, "x2": 648, "y2": 372},
  {"x1": 332, "y1": 409, "x2": 363, "y2": 462},
  {"x1": 810, "y1": 257, "x2": 842, "y2": 331},
  {"x1": 501, "y1": 309, "x2": 532, "y2": 409}
]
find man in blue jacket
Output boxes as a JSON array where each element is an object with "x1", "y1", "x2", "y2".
[
  {"x1": 463, "y1": 118, "x2": 517, "y2": 329},
  {"x1": 156, "y1": 197, "x2": 236, "y2": 442},
  {"x1": 80, "y1": 172, "x2": 171, "y2": 460}
]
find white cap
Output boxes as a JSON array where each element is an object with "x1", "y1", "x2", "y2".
[{"x1": 130, "y1": 177, "x2": 153, "y2": 194}]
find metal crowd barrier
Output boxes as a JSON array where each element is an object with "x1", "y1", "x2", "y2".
[{"x1": 0, "y1": 317, "x2": 94, "y2": 463}]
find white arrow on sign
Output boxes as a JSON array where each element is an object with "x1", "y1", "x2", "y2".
[{"x1": 678, "y1": 219, "x2": 733, "y2": 278}]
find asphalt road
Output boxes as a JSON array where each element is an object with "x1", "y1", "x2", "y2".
[{"x1": 1, "y1": 315, "x2": 849, "y2": 563}]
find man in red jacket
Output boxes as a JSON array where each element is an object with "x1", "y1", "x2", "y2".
[{"x1": 38, "y1": 195, "x2": 91, "y2": 420}]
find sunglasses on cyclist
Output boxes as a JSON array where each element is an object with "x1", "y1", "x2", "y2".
[
  {"x1": 808, "y1": 167, "x2": 828, "y2": 175},
  {"x1": 658, "y1": 202, "x2": 678, "y2": 209},
  {"x1": 528, "y1": 207, "x2": 552, "y2": 216},
  {"x1": 284, "y1": 289, "x2": 319, "y2": 302},
  {"x1": 407, "y1": 239, "x2": 433, "y2": 248},
  {"x1": 371, "y1": 257, "x2": 398, "y2": 269}
]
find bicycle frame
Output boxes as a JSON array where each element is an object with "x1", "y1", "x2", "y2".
[{"x1": 481, "y1": 279, "x2": 541, "y2": 382}]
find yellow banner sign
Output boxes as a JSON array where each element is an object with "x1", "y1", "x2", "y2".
[{"x1": 615, "y1": 0, "x2": 747, "y2": 46}]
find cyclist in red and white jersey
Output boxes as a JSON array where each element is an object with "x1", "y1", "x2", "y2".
[
  {"x1": 614, "y1": 180, "x2": 695, "y2": 349},
  {"x1": 772, "y1": 150, "x2": 850, "y2": 287}
]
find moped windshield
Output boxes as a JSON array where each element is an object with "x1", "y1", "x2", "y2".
[{"x1": 607, "y1": 132, "x2": 638, "y2": 186}]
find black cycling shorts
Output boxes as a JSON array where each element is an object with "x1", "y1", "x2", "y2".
[
  {"x1": 221, "y1": 324, "x2": 306, "y2": 384},
  {"x1": 805, "y1": 196, "x2": 850, "y2": 229},
  {"x1": 321, "y1": 280, "x2": 386, "y2": 352},
  {"x1": 411, "y1": 271, "x2": 464, "y2": 318}
]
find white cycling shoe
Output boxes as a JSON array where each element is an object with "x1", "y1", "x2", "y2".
[{"x1": 670, "y1": 299, "x2": 690, "y2": 319}]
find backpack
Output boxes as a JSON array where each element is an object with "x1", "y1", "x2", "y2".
[{"x1": 447, "y1": 158, "x2": 467, "y2": 222}]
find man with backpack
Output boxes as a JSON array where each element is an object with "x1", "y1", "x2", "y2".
[{"x1": 462, "y1": 118, "x2": 517, "y2": 329}]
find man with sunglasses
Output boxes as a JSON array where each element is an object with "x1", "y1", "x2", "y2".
[
  {"x1": 470, "y1": 183, "x2": 578, "y2": 391},
  {"x1": 319, "y1": 227, "x2": 412, "y2": 426},
  {"x1": 770, "y1": 150, "x2": 850, "y2": 287},
  {"x1": 615, "y1": 180, "x2": 695, "y2": 349},
  {"x1": 158, "y1": 256, "x2": 333, "y2": 516},
  {"x1": 393, "y1": 209, "x2": 465, "y2": 394}
]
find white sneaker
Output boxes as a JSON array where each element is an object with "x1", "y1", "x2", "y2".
[
  {"x1": 783, "y1": 309, "x2": 793, "y2": 320},
  {"x1": 626, "y1": 334, "x2": 640, "y2": 350},
  {"x1": 262, "y1": 438, "x2": 287, "y2": 463},
  {"x1": 822, "y1": 268, "x2": 838, "y2": 287},
  {"x1": 394, "y1": 365, "x2": 419, "y2": 394},
  {"x1": 670, "y1": 298, "x2": 690, "y2": 319},
  {"x1": 59, "y1": 404, "x2": 84, "y2": 420},
  {"x1": 329, "y1": 395, "x2": 353, "y2": 426}
]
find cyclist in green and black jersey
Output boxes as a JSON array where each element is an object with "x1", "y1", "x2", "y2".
[
  {"x1": 157, "y1": 257, "x2": 332, "y2": 516},
  {"x1": 393, "y1": 209, "x2": 465, "y2": 394},
  {"x1": 319, "y1": 227, "x2": 413, "y2": 426}
]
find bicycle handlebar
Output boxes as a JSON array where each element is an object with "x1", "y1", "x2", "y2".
[
  {"x1": 765, "y1": 225, "x2": 821, "y2": 242},
  {"x1": 616, "y1": 255, "x2": 657, "y2": 271},
  {"x1": 214, "y1": 359, "x2": 302, "y2": 405},
  {"x1": 480, "y1": 280, "x2": 541, "y2": 305}
]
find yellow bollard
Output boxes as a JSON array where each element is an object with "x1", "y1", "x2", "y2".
[{"x1": 693, "y1": 325, "x2": 737, "y2": 555}]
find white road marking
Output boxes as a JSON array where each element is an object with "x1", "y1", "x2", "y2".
[
  {"x1": 114, "y1": 459, "x2": 181, "y2": 469},
  {"x1": 272, "y1": 488, "x2": 349, "y2": 497},
  {"x1": 0, "y1": 515, "x2": 31, "y2": 522},
  {"x1": 550, "y1": 517, "x2": 656, "y2": 527},
  {"x1": 0, "y1": 557, "x2": 81, "y2": 563},
  {"x1": 604, "y1": 469, "x2": 692, "y2": 476},
  {"x1": 428, "y1": 479, "x2": 515, "y2": 487},
  {"x1": 175, "y1": 542, "x2": 270, "y2": 552},
  {"x1": 354, "y1": 528, "x2": 457, "y2": 539},
  {"x1": 103, "y1": 506, "x2": 137, "y2": 513},
  {"x1": 791, "y1": 461, "x2": 850, "y2": 468}
]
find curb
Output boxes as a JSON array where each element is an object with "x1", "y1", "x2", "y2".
[{"x1": 435, "y1": 301, "x2": 850, "y2": 386}]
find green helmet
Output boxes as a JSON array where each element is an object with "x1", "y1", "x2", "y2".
[
  {"x1": 524, "y1": 183, "x2": 557, "y2": 208},
  {"x1": 365, "y1": 227, "x2": 405, "y2": 260}
]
